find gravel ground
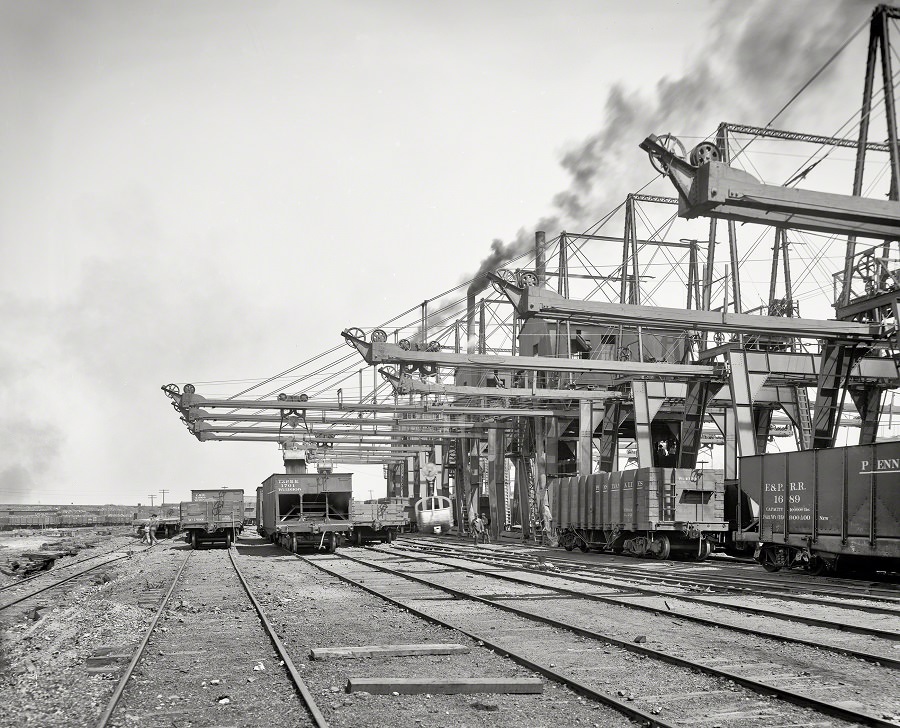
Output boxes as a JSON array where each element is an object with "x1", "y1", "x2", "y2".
[
  {"x1": 108, "y1": 544, "x2": 313, "y2": 728},
  {"x1": 0, "y1": 528, "x2": 136, "y2": 588},
  {"x1": 392, "y1": 546, "x2": 900, "y2": 663},
  {"x1": 0, "y1": 533, "x2": 182, "y2": 728},
  {"x1": 3, "y1": 528, "x2": 895, "y2": 727},
  {"x1": 235, "y1": 536, "x2": 638, "y2": 727},
  {"x1": 330, "y1": 547, "x2": 898, "y2": 726},
  {"x1": 394, "y1": 539, "x2": 900, "y2": 639}
]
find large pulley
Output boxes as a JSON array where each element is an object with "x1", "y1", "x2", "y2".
[{"x1": 646, "y1": 133, "x2": 687, "y2": 175}]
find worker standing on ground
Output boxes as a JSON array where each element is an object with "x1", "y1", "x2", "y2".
[
  {"x1": 472, "y1": 513, "x2": 486, "y2": 546},
  {"x1": 148, "y1": 514, "x2": 159, "y2": 546}
]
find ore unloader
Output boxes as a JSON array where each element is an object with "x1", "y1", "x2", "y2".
[
  {"x1": 740, "y1": 440, "x2": 900, "y2": 574},
  {"x1": 257, "y1": 472, "x2": 352, "y2": 552},
  {"x1": 180, "y1": 488, "x2": 245, "y2": 549},
  {"x1": 551, "y1": 468, "x2": 727, "y2": 560}
]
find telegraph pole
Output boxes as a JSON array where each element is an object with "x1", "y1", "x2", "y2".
[
  {"x1": 159, "y1": 489, "x2": 169, "y2": 508},
  {"x1": 148, "y1": 494, "x2": 156, "y2": 509}
]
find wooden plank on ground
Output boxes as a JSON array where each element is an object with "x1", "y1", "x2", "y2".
[
  {"x1": 311, "y1": 643, "x2": 470, "y2": 661},
  {"x1": 346, "y1": 678, "x2": 543, "y2": 695}
]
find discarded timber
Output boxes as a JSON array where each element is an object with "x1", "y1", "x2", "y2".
[
  {"x1": 311, "y1": 643, "x2": 470, "y2": 661},
  {"x1": 346, "y1": 677, "x2": 544, "y2": 694}
]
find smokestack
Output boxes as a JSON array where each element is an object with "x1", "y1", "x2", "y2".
[
  {"x1": 466, "y1": 284, "x2": 479, "y2": 354},
  {"x1": 535, "y1": 231, "x2": 546, "y2": 287}
]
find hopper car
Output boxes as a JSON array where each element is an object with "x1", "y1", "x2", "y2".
[
  {"x1": 257, "y1": 472, "x2": 352, "y2": 553},
  {"x1": 551, "y1": 468, "x2": 727, "y2": 561},
  {"x1": 349, "y1": 500, "x2": 407, "y2": 545},
  {"x1": 180, "y1": 488, "x2": 245, "y2": 548},
  {"x1": 739, "y1": 440, "x2": 900, "y2": 574}
]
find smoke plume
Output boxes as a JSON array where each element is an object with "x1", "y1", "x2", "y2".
[{"x1": 466, "y1": 0, "x2": 874, "y2": 286}]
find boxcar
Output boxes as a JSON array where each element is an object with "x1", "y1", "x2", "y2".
[
  {"x1": 552, "y1": 468, "x2": 728, "y2": 560},
  {"x1": 350, "y1": 500, "x2": 408, "y2": 545},
  {"x1": 180, "y1": 488, "x2": 245, "y2": 548},
  {"x1": 243, "y1": 498, "x2": 257, "y2": 527},
  {"x1": 257, "y1": 473, "x2": 352, "y2": 552},
  {"x1": 740, "y1": 440, "x2": 900, "y2": 574}
]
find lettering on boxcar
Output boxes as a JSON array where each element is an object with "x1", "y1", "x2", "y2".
[{"x1": 859, "y1": 458, "x2": 900, "y2": 474}]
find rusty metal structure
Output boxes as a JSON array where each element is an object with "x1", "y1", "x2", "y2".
[{"x1": 163, "y1": 5, "x2": 900, "y2": 556}]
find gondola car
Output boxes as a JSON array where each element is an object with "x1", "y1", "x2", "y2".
[{"x1": 180, "y1": 488, "x2": 245, "y2": 548}]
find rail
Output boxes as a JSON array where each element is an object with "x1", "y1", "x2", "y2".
[
  {"x1": 317, "y1": 549, "x2": 897, "y2": 727},
  {"x1": 0, "y1": 549, "x2": 142, "y2": 612},
  {"x1": 94, "y1": 545, "x2": 328, "y2": 728},
  {"x1": 94, "y1": 550, "x2": 192, "y2": 728}
]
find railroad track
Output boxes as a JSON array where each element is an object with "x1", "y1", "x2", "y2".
[
  {"x1": 392, "y1": 539, "x2": 900, "y2": 639},
  {"x1": 377, "y1": 541, "x2": 900, "y2": 669},
  {"x1": 0, "y1": 545, "x2": 143, "y2": 613},
  {"x1": 95, "y1": 545, "x2": 326, "y2": 728},
  {"x1": 300, "y1": 547, "x2": 899, "y2": 728},
  {"x1": 404, "y1": 536, "x2": 900, "y2": 605}
]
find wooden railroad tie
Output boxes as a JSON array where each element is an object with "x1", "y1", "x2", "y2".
[
  {"x1": 85, "y1": 646, "x2": 134, "y2": 673},
  {"x1": 310, "y1": 643, "x2": 470, "y2": 661},
  {"x1": 346, "y1": 678, "x2": 543, "y2": 695}
]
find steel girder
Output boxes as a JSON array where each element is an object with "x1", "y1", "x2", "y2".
[
  {"x1": 342, "y1": 331, "x2": 720, "y2": 381},
  {"x1": 640, "y1": 134, "x2": 900, "y2": 240},
  {"x1": 499, "y1": 284, "x2": 882, "y2": 342}
]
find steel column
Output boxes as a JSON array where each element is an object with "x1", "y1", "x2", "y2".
[{"x1": 578, "y1": 399, "x2": 594, "y2": 476}]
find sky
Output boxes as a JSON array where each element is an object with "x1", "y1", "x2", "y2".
[{"x1": 0, "y1": 0, "x2": 887, "y2": 505}]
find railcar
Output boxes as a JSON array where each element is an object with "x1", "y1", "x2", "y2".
[
  {"x1": 414, "y1": 496, "x2": 454, "y2": 535},
  {"x1": 180, "y1": 488, "x2": 245, "y2": 548},
  {"x1": 257, "y1": 473, "x2": 352, "y2": 553},
  {"x1": 349, "y1": 500, "x2": 407, "y2": 545},
  {"x1": 552, "y1": 468, "x2": 728, "y2": 561},
  {"x1": 739, "y1": 440, "x2": 900, "y2": 574},
  {"x1": 0, "y1": 510, "x2": 136, "y2": 531},
  {"x1": 243, "y1": 497, "x2": 257, "y2": 527}
]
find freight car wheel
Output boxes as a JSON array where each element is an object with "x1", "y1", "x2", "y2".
[
  {"x1": 224, "y1": 531, "x2": 232, "y2": 548},
  {"x1": 355, "y1": 530, "x2": 364, "y2": 547},
  {"x1": 648, "y1": 534, "x2": 671, "y2": 560},
  {"x1": 326, "y1": 535, "x2": 337, "y2": 554},
  {"x1": 807, "y1": 555, "x2": 829, "y2": 576},
  {"x1": 579, "y1": 541, "x2": 589, "y2": 553},
  {"x1": 762, "y1": 562, "x2": 782, "y2": 572},
  {"x1": 689, "y1": 539, "x2": 712, "y2": 562},
  {"x1": 562, "y1": 532, "x2": 576, "y2": 552},
  {"x1": 385, "y1": 529, "x2": 393, "y2": 544},
  {"x1": 190, "y1": 531, "x2": 198, "y2": 550}
]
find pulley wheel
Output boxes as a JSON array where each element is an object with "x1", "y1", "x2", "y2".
[
  {"x1": 370, "y1": 329, "x2": 388, "y2": 343},
  {"x1": 345, "y1": 327, "x2": 365, "y2": 346},
  {"x1": 689, "y1": 141, "x2": 720, "y2": 166},
  {"x1": 519, "y1": 271, "x2": 539, "y2": 287},
  {"x1": 398, "y1": 338, "x2": 412, "y2": 351},
  {"x1": 648, "y1": 133, "x2": 687, "y2": 175}
]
